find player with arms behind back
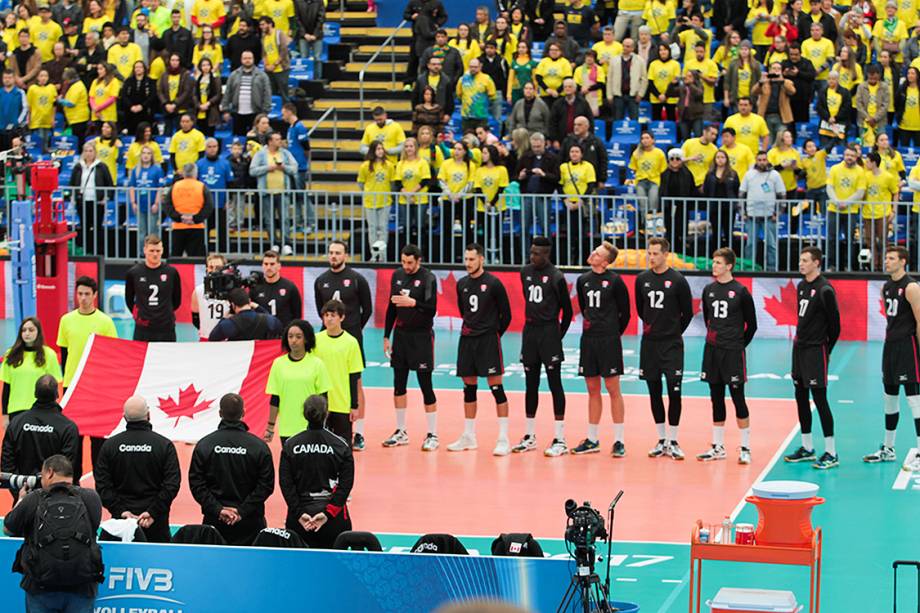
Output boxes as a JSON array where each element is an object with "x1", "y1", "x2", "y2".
[
  {"x1": 571, "y1": 241, "x2": 631, "y2": 457},
  {"x1": 251, "y1": 250, "x2": 303, "y2": 327},
  {"x1": 125, "y1": 234, "x2": 182, "y2": 341},
  {"x1": 864, "y1": 246, "x2": 920, "y2": 472},
  {"x1": 447, "y1": 243, "x2": 513, "y2": 455},
  {"x1": 697, "y1": 248, "x2": 758, "y2": 464},
  {"x1": 784, "y1": 247, "x2": 841, "y2": 470},
  {"x1": 634, "y1": 237, "x2": 693, "y2": 460}
]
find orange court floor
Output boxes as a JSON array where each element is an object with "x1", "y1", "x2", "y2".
[{"x1": 0, "y1": 389, "x2": 799, "y2": 542}]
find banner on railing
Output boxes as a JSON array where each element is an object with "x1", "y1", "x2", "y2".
[
  {"x1": 107, "y1": 264, "x2": 885, "y2": 341},
  {"x1": 0, "y1": 538, "x2": 573, "y2": 612}
]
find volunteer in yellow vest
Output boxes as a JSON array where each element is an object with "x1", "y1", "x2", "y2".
[
  {"x1": 30, "y1": 5, "x2": 61, "y2": 62},
  {"x1": 259, "y1": 16, "x2": 292, "y2": 102},
  {"x1": 682, "y1": 124, "x2": 720, "y2": 187},
  {"x1": 897, "y1": 67, "x2": 920, "y2": 147},
  {"x1": 767, "y1": 129, "x2": 802, "y2": 195},
  {"x1": 720, "y1": 127, "x2": 754, "y2": 179},
  {"x1": 107, "y1": 27, "x2": 143, "y2": 79},
  {"x1": 724, "y1": 97, "x2": 770, "y2": 155},
  {"x1": 801, "y1": 139, "x2": 829, "y2": 212},
  {"x1": 1, "y1": 317, "x2": 62, "y2": 428},
  {"x1": 26, "y1": 69, "x2": 56, "y2": 153},
  {"x1": 826, "y1": 144, "x2": 867, "y2": 270},
  {"x1": 862, "y1": 151, "x2": 899, "y2": 270},
  {"x1": 357, "y1": 141, "x2": 396, "y2": 258},
  {"x1": 58, "y1": 67, "x2": 90, "y2": 146},
  {"x1": 629, "y1": 131, "x2": 667, "y2": 211},
  {"x1": 169, "y1": 113, "x2": 206, "y2": 170},
  {"x1": 164, "y1": 162, "x2": 214, "y2": 257},
  {"x1": 359, "y1": 106, "x2": 406, "y2": 164},
  {"x1": 265, "y1": 321, "x2": 331, "y2": 442}
]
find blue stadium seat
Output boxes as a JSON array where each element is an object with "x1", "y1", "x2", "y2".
[
  {"x1": 647, "y1": 120, "x2": 676, "y2": 146},
  {"x1": 268, "y1": 96, "x2": 283, "y2": 120},
  {"x1": 639, "y1": 102, "x2": 652, "y2": 122},
  {"x1": 796, "y1": 123, "x2": 817, "y2": 141},
  {"x1": 608, "y1": 143, "x2": 629, "y2": 167},
  {"x1": 899, "y1": 147, "x2": 920, "y2": 167},
  {"x1": 51, "y1": 135, "x2": 78, "y2": 153},
  {"x1": 609, "y1": 120, "x2": 640, "y2": 146}
]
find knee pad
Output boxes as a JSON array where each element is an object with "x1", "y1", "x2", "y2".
[
  {"x1": 490, "y1": 384, "x2": 507, "y2": 404},
  {"x1": 463, "y1": 383, "x2": 478, "y2": 403}
]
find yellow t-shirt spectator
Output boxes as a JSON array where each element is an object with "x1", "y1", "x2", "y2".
[
  {"x1": 534, "y1": 56, "x2": 574, "y2": 95},
  {"x1": 93, "y1": 137, "x2": 121, "y2": 186},
  {"x1": 107, "y1": 42, "x2": 143, "y2": 79},
  {"x1": 192, "y1": 43, "x2": 224, "y2": 69},
  {"x1": 721, "y1": 142, "x2": 754, "y2": 179},
  {"x1": 560, "y1": 160, "x2": 597, "y2": 204},
  {"x1": 723, "y1": 113, "x2": 769, "y2": 155},
  {"x1": 450, "y1": 39, "x2": 482, "y2": 72},
  {"x1": 192, "y1": 0, "x2": 226, "y2": 28},
  {"x1": 629, "y1": 146, "x2": 667, "y2": 184},
  {"x1": 591, "y1": 40, "x2": 623, "y2": 66},
  {"x1": 357, "y1": 159, "x2": 396, "y2": 208},
  {"x1": 27, "y1": 83, "x2": 57, "y2": 129},
  {"x1": 683, "y1": 56, "x2": 719, "y2": 103},
  {"x1": 474, "y1": 164, "x2": 509, "y2": 210},
  {"x1": 438, "y1": 158, "x2": 475, "y2": 195},
  {"x1": 643, "y1": 0, "x2": 676, "y2": 35},
  {"x1": 169, "y1": 128, "x2": 206, "y2": 170},
  {"x1": 801, "y1": 37, "x2": 835, "y2": 80},
  {"x1": 827, "y1": 161, "x2": 868, "y2": 213},
  {"x1": 395, "y1": 158, "x2": 431, "y2": 204},
  {"x1": 89, "y1": 77, "x2": 121, "y2": 123},
  {"x1": 125, "y1": 141, "x2": 165, "y2": 170},
  {"x1": 862, "y1": 168, "x2": 899, "y2": 218},
  {"x1": 832, "y1": 61, "x2": 863, "y2": 91},
  {"x1": 872, "y1": 17, "x2": 908, "y2": 62},
  {"x1": 647, "y1": 58, "x2": 681, "y2": 104},
  {"x1": 801, "y1": 149, "x2": 828, "y2": 190},
  {"x1": 262, "y1": 0, "x2": 295, "y2": 34},
  {"x1": 361, "y1": 120, "x2": 407, "y2": 164},
  {"x1": 682, "y1": 137, "x2": 718, "y2": 186},
  {"x1": 767, "y1": 146, "x2": 802, "y2": 193},
  {"x1": 61, "y1": 80, "x2": 90, "y2": 126},
  {"x1": 30, "y1": 19, "x2": 62, "y2": 62}
]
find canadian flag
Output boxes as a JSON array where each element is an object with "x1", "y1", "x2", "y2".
[{"x1": 62, "y1": 336, "x2": 281, "y2": 442}]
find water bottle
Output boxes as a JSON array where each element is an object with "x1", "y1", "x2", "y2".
[{"x1": 721, "y1": 516, "x2": 733, "y2": 544}]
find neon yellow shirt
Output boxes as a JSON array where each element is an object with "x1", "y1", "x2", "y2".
[
  {"x1": 629, "y1": 147, "x2": 667, "y2": 184},
  {"x1": 723, "y1": 113, "x2": 769, "y2": 156},
  {"x1": 679, "y1": 28, "x2": 713, "y2": 58},
  {"x1": 30, "y1": 19, "x2": 62, "y2": 62},
  {"x1": 90, "y1": 77, "x2": 121, "y2": 123},
  {"x1": 643, "y1": 1, "x2": 676, "y2": 35},
  {"x1": 56, "y1": 309, "x2": 118, "y2": 387},
  {"x1": 107, "y1": 42, "x2": 143, "y2": 79},
  {"x1": 827, "y1": 161, "x2": 868, "y2": 213},
  {"x1": 314, "y1": 330, "x2": 363, "y2": 414},
  {"x1": 682, "y1": 138, "x2": 718, "y2": 186},
  {"x1": 265, "y1": 353, "x2": 331, "y2": 437},
  {"x1": 832, "y1": 62, "x2": 863, "y2": 91},
  {"x1": 534, "y1": 56, "x2": 574, "y2": 94},
  {"x1": 721, "y1": 143, "x2": 754, "y2": 179},
  {"x1": 191, "y1": 0, "x2": 226, "y2": 27},
  {"x1": 62, "y1": 80, "x2": 90, "y2": 125},
  {"x1": 909, "y1": 162, "x2": 920, "y2": 212},
  {"x1": 93, "y1": 138, "x2": 121, "y2": 186},
  {"x1": 767, "y1": 146, "x2": 802, "y2": 192},
  {"x1": 360, "y1": 121, "x2": 407, "y2": 164},
  {"x1": 263, "y1": 0, "x2": 295, "y2": 34},
  {"x1": 263, "y1": 31, "x2": 283, "y2": 73},
  {"x1": 27, "y1": 84, "x2": 57, "y2": 129},
  {"x1": 862, "y1": 169, "x2": 899, "y2": 218},
  {"x1": 192, "y1": 43, "x2": 224, "y2": 70},
  {"x1": 683, "y1": 56, "x2": 719, "y2": 103},
  {"x1": 357, "y1": 159, "x2": 396, "y2": 208},
  {"x1": 82, "y1": 15, "x2": 108, "y2": 34},
  {"x1": 1, "y1": 346, "x2": 62, "y2": 414},
  {"x1": 591, "y1": 40, "x2": 623, "y2": 66},
  {"x1": 450, "y1": 39, "x2": 481, "y2": 72},
  {"x1": 474, "y1": 164, "x2": 509, "y2": 211},
  {"x1": 647, "y1": 59, "x2": 681, "y2": 104},
  {"x1": 125, "y1": 141, "x2": 165, "y2": 170},
  {"x1": 169, "y1": 129, "x2": 206, "y2": 170},
  {"x1": 395, "y1": 158, "x2": 431, "y2": 204},
  {"x1": 438, "y1": 158, "x2": 475, "y2": 194},
  {"x1": 801, "y1": 37, "x2": 835, "y2": 80},
  {"x1": 903, "y1": 85, "x2": 920, "y2": 131},
  {"x1": 880, "y1": 149, "x2": 906, "y2": 177},
  {"x1": 801, "y1": 150, "x2": 828, "y2": 190},
  {"x1": 560, "y1": 160, "x2": 597, "y2": 203}
]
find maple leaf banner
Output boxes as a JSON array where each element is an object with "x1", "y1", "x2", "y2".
[{"x1": 61, "y1": 336, "x2": 281, "y2": 441}]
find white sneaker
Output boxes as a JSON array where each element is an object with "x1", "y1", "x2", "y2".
[
  {"x1": 511, "y1": 434, "x2": 537, "y2": 453},
  {"x1": 544, "y1": 438, "x2": 568, "y2": 457},
  {"x1": 447, "y1": 433, "x2": 478, "y2": 452},
  {"x1": 271, "y1": 244, "x2": 280, "y2": 252},
  {"x1": 738, "y1": 447, "x2": 752, "y2": 465},
  {"x1": 696, "y1": 444, "x2": 726, "y2": 462},
  {"x1": 381, "y1": 429, "x2": 409, "y2": 447},
  {"x1": 493, "y1": 438, "x2": 511, "y2": 456},
  {"x1": 421, "y1": 433, "x2": 439, "y2": 451},
  {"x1": 903, "y1": 450, "x2": 920, "y2": 472}
]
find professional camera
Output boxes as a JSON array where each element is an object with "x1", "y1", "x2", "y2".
[
  {"x1": 0, "y1": 472, "x2": 40, "y2": 490},
  {"x1": 564, "y1": 499, "x2": 608, "y2": 570},
  {"x1": 203, "y1": 263, "x2": 264, "y2": 300}
]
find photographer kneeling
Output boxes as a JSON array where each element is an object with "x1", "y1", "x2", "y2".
[
  {"x1": 4, "y1": 454, "x2": 104, "y2": 613},
  {"x1": 208, "y1": 288, "x2": 284, "y2": 341}
]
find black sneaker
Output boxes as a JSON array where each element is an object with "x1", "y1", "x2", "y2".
[
  {"x1": 611, "y1": 441, "x2": 626, "y2": 458},
  {"x1": 352, "y1": 433, "x2": 366, "y2": 451},
  {"x1": 784, "y1": 446, "x2": 816, "y2": 463},
  {"x1": 812, "y1": 452, "x2": 839, "y2": 470}
]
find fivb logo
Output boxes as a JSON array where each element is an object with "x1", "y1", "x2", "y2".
[{"x1": 108, "y1": 567, "x2": 173, "y2": 592}]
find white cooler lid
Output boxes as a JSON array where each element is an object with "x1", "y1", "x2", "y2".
[
  {"x1": 710, "y1": 588, "x2": 799, "y2": 611},
  {"x1": 750, "y1": 480, "x2": 819, "y2": 500}
]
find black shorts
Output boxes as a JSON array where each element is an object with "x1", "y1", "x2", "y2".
[
  {"x1": 883, "y1": 336, "x2": 920, "y2": 386},
  {"x1": 133, "y1": 325, "x2": 177, "y2": 342},
  {"x1": 639, "y1": 337, "x2": 684, "y2": 383},
  {"x1": 579, "y1": 335, "x2": 624, "y2": 378},
  {"x1": 457, "y1": 333, "x2": 505, "y2": 377},
  {"x1": 791, "y1": 343, "x2": 828, "y2": 389},
  {"x1": 701, "y1": 345, "x2": 747, "y2": 386},
  {"x1": 520, "y1": 324, "x2": 564, "y2": 368},
  {"x1": 391, "y1": 328, "x2": 434, "y2": 372}
]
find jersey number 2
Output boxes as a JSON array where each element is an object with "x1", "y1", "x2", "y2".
[{"x1": 148, "y1": 284, "x2": 159, "y2": 307}]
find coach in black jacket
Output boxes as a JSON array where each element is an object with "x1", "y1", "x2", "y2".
[
  {"x1": 279, "y1": 395, "x2": 354, "y2": 548},
  {"x1": 94, "y1": 395, "x2": 181, "y2": 543},
  {"x1": 189, "y1": 393, "x2": 275, "y2": 546},
  {"x1": 1, "y1": 376, "x2": 79, "y2": 494}
]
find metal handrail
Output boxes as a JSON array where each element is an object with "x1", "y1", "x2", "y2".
[
  {"x1": 358, "y1": 19, "x2": 408, "y2": 128},
  {"x1": 307, "y1": 106, "x2": 339, "y2": 188}
]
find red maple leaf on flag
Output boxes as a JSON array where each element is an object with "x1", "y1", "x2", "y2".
[
  {"x1": 763, "y1": 281, "x2": 799, "y2": 327},
  {"x1": 437, "y1": 271, "x2": 461, "y2": 318},
  {"x1": 157, "y1": 384, "x2": 214, "y2": 426}
]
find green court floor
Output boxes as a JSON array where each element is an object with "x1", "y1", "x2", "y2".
[{"x1": 1, "y1": 320, "x2": 915, "y2": 612}]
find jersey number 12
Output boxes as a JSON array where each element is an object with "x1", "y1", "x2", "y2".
[{"x1": 647, "y1": 290, "x2": 664, "y2": 309}]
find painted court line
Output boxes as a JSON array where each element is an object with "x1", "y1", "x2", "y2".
[{"x1": 892, "y1": 449, "x2": 919, "y2": 490}]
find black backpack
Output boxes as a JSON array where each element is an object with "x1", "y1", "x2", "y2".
[{"x1": 20, "y1": 485, "x2": 104, "y2": 588}]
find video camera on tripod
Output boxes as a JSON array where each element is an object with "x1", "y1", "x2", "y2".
[
  {"x1": 564, "y1": 499, "x2": 608, "y2": 573},
  {"x1": 0, "y1": 472, "x2": 41, "y2": 490},
  {"x1": 203, "y1": 263, "x2": 265, "y2": 301}
]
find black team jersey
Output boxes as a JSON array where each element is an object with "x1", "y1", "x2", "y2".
[
  {"x1": 125, "y1": 262, "x2": 182, "y2": 331},
  {"x1": 884, "y1": 275, "x2": 918, "y2": 341},
  {"x1": 701, "y1": 279, "x2": 758, "y2": 350},
  {"x1": 521, "y1": 263, "x2": 573, "y2": 333},
  {"x1": 314, "y1": 267, "x2": 373, "y2": 337},
  {"x1": 576, "y1": 270, "x2": 631, "y2": 337},
  {"x1": 634, "y1": 268, "x2": 693, "y2": 339},
  {"x1": 251, "y1": 277, "x2": 303, "y2": 327},
  {"x1": 457, "y1": 271, "x2": 512, "y2": 336},
  {"x1": 384, "y1": 266, "x2": 438, "y2": 335},
  {"x1": 794, "y1": 275, "x2": 841, "y2": 350}
]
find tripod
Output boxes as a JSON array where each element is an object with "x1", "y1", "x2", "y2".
[{"x1": 556, "y1": 563, "x2": 612, "y2": 613}]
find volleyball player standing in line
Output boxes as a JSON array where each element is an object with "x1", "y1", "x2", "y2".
[
  {"x1": 125, "y1": 234, "x2": 182, "y2": 341},
  {"x1": 634, "y1": 238, "x2": 693, "y2": 460},
  {"x1": 512, "y1": 237, "x2": 574, "y2": 458},
  {"x1": 314, "y1": 241, "x2": 373, "y2": 450},
  {"x1": 381, "y1": 245, "x2": 440, "y2": 451}
]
